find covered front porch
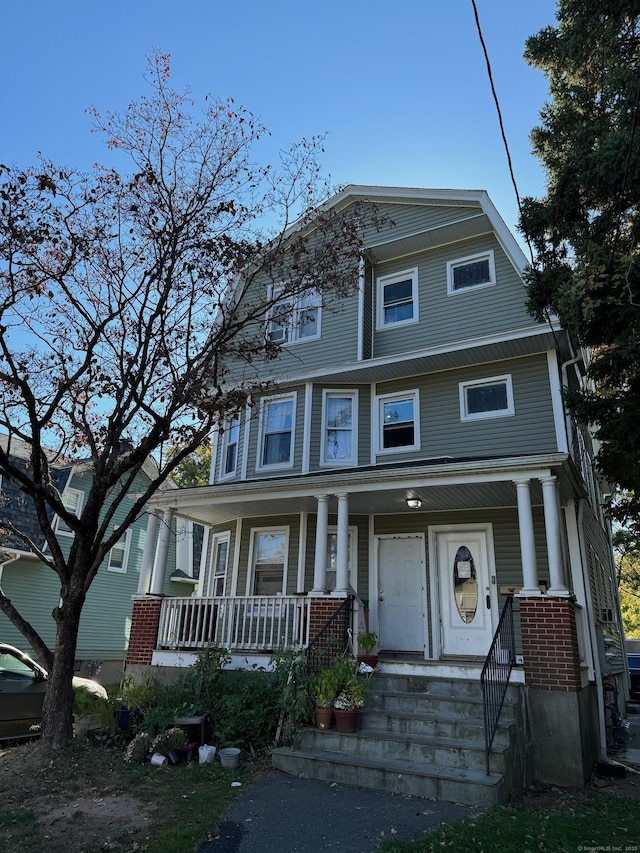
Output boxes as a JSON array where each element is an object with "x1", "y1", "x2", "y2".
[{"x1": 125, "y1": 452, "x2": 587, "y2": 678}]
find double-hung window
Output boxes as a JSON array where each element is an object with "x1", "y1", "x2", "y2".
[
  {"x1": 267, "y1": 286, "x2": 321, "y2": 344},
  {"x1": 447, "y1": 251, "x2": 495, "y2": 295},
  {"x1": 259, "y1": 395, "x2": 296, "y2": 469},
  {"x1": 56, "y1": 488, "x2": 83, "y2": 535},
  {"x1": 376, "y1": 268, "x2": 418, "y2": 329},
  {"x1": 107, "y1": 528, "x2": 132, "y2": 573},
  {"x1": 321, "y1": 391, "x2": 357, "y2": 465},
  {"x1": 249, "y1": 529, "x2": 288, "y2": 596},
  {"x1": 459, "y1": 375, "x2": 514, "y2": 421},
  {"x1": 378, "y1": 391, "x2": 420, "y2": 452},
  {"x1": 220, "y1": 415, "x2": 240, "y2": 478},
  {"x1": 208, "y1": 533, "x2": 230, "y2": 596}
]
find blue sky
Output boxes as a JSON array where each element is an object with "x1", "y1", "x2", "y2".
[{"x1": 1, "y1": 0, "x2": 558, "y2": 245}]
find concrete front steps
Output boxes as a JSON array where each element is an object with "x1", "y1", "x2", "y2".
[{"x1": 272, "y1": 672, "x2": 530, "y2": 808}]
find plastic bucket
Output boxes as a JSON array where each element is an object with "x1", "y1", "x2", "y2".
[
  {"x1": 150, "y1": 753, "x2": 168, "y2": 767},
  {"x1": 219, "y1": 747, "x2": 241, "y2": 769},
  {"x1": 198, "y1": 744, "x2": 217, "y2": 764}
]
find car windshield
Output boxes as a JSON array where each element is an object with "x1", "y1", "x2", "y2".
[{"x1": 0, "y1": 652, "x2": 36, "y2": 680}]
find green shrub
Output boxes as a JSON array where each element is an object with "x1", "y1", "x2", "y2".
[
  {"x1": 151, "y1": 727, "x2": 188, "y2": 755},
  {"x1": 124, "y1": 731, "x2": 152, "y2": 763}
]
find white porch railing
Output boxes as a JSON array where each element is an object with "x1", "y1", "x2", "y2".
[{"x1": 158, "y1": 595, "x2": 311, "y2": 653}]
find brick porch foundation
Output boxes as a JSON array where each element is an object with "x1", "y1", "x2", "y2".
[
  {"x1": 518, "y1": 596, "x2": 582, "y2": 691},
  {"x1": 125, "y1": 596, "x2": 162, "y2": 666}
]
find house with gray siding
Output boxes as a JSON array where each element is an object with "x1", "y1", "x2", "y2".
[
  {"x1": 125, "y1": 186, "x2": 625, "y2": 804},
  {"x1": 0, "y1": 438, "x2": 188, "y2": 683}
]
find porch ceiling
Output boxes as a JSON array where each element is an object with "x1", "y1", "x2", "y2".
[{"x1": 153, "y1": 454, "x2": 579, "y2": 528}]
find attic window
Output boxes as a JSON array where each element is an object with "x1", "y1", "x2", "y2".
[
  {"x1": 447, "y1": 251, "x2": 495, "y2": 294},
  {"x1": 376, "y1": 268, "x2": 418, "y2": 329},
  {"x1": 55, "y1": 488, "x2": 83, "y2": 535}
]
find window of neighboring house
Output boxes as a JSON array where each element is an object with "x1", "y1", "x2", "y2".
[
  {"x1": 249, "y1": 529, "x2": 288, "y2": 596},
  {"x1": 459, "y1": 375, "x2": 515, "y2": 421},
  {"x1": 378, "y1": 391, "x2": 420, "y2": 452},
  {"x1": 259, "y1": 395, "x2": 296, "y2": 469},
  {"x1": 220, "y1": 415, "x2": 240, "y2": 478},
  {"x1": 326, "y1": 526, "x2": 356, "y2": 591},
  {"x1": 55, "y1": 488, "x2": 83, "y2": 535},
  {"x1": 447, "y1": 250, "x2": 495, "y2": 295},
  {"x1": 208, "y1": 533, "x2": 230, "y2": 596},
  {"x1": 376, "y1": 268, "x2": 418, "y2": 329},
  {"x1": 267, "y1": 286, "x2": 321, "y2": 344},
  {"x1": 107, "y1": 528, "x2": 132, "y2": 573},
  {"x1": 321, "y1": 391, "x2": 358, "y2": 465}
]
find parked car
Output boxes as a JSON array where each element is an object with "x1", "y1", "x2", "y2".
[{"x1": 0, "y1": 643, "x2": 107, "y2": 741}]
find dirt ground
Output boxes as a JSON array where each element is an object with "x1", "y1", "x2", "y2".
[{"x1": 0, "y1": 744, "x2": 157, "y2": 851}]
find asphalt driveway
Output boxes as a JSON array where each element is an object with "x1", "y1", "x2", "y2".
[{"x1": 197, "y1": 769, "x2": 480, "y2": 853}]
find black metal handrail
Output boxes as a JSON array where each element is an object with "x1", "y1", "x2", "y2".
[
  {"x1": 480, "y1": 595, "x2": 515, "y2": 776},
  {"x1": 306, "y1": 595, "x2": 355, "y2": 672}
]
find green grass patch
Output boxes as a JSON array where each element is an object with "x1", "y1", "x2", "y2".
[{"x1": 378, "y1": 787, "x2": 640, "y2": 853}]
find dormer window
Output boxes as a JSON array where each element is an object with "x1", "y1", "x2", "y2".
[
  {"x1": 376, "y1": 268, "x2": 418, "y2": 329},
  {"x1": 447, "y1": 251, "x2": 495, "y2": 295},
  {"x1": 55, "y1": 487, "x2": 83, "y2": 535},
  {"x1": 267, "y1": 286, "x2": 321, "y2": 344}
]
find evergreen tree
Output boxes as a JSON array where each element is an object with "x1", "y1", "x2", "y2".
[{"x1": 521, "y1": 0, "x2": 640, "y2": 528}]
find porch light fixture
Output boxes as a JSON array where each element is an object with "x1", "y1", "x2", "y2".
[{"x1": 406, "y1": 497, "x2": 422, "y2": 509}]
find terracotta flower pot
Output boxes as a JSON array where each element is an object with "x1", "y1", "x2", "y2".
[
  {"x1": 334, "y1": 709, "x2": 359, "y2": 733},
  {"x1": 315, "y1": 707, "x2": 334, "y2": 730}
]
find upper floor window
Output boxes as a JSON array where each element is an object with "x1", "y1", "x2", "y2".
[
  {"x1": 267, "y1": 286, "x2": 321, "y2": 344},
  {"x1": 220, "y1": 415, "x2": 240, "y2": 478},
  {"x1": 447, "y1": 251, "x2": 495, "y2": 295},
  {"x1": 321, "y1": 391, "x2": 358, "y2": 465},
  {"x1": 378, "y1": 390, "x2": 420, "y2": 453},
  {"x1": 376, "y1": 268, "x2": 418, "y2": 329},
  {"x1": 249, "y1": 528, "x2": 289, "y2": 595},
  {"x1": 107, "y1": 528, "x2": 132, "y2": 573},
  {"x1": 459, "y1": 375, "x2": 514, "y2": 421},
  {"x1": 258, "y1": 394, "x2": 296, "y2": 470},
  {"x1": 55, "y1": 487, "x2": 83, "y2": 535}
]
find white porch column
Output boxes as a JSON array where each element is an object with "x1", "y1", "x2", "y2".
[
  {"x1": 333, "y1": 493, "x2": 350, "y2": 596},
  {"x1": 514, "y1": 479, "x2": 542, "y2": 596},
  {"x1": 137, "y1": 510, "x2": 161, "y2": 594},
  {"x1": 150, "y1": 508, "x2": 175, "y2": 596},
  {"x1": 311, "y1": 495, "x2": 330, "y2": 594},
  {"x1": 541, "y1": 476, "x2": 570, "y2": 596}
]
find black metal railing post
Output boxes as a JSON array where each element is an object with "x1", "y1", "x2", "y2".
[{"x1": 480, "y1": 596, "x2": 515, "y2": 776}]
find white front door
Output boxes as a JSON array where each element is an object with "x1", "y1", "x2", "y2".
[
  {"x1": 434, "y1": 526, "x2": 496, "y2": 657},
  {"x1": 377, "y1": 535, "x2": 426, "y2": 654}
]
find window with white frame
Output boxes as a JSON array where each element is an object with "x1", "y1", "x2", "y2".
[
  {"x1": 376, "y1": 268, "x2": 418, "y2": 328},
  {"x1": 326, "y1": 526, "x2": 356, "y2": 591},
  {"x1": 208, "y1": 533, "x2": 230, "y2": 596},
  {"x1": 107, "y1": 528, "x2": 132, "y2": 573},
  {"x1": 267, "y1": 286, "x2": 321, "y2": 344},
  {"x1": 378, "y1": 391, "x2": 420, "y2": 452},
  {"x1": 249, "y1": 529, "x2": 288, "y2": 595},
  {"x1": 321, "y1": 391, "x2": 357, "y2": 465},
  {"x1": 447, "y1": 251, "x2": 495, "y2": 295},
  {"x1": 55, "y1": 488, "x2": 83, "y2": 535},
  {"x1": 459, "y1": 375, "x2": 514, "y2": 421},
  {"x1": 259, "y1": 395, "x2": 296, "y2": 469},
  {"x1": 220, "y1": 415, "x2": 240, "y2": 478}
]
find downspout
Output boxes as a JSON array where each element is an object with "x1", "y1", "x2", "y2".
[
  {"x1": 560, "y1": 352, "x2": 583, "y2": 459},
  {"x1": 357, "y1": 255, "x2": 365, "y2": 362},
  {"x1": 577, "y1": 498, "x2": 609, "y2": 763}
]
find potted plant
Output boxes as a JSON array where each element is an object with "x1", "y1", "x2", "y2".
[
  {"x1": 311, "y1": 667, "x2": 340, "y2": 730},
  {"x1": 333, "y1": 677, "x2": 369, "y2": 733},
  {"x1": 151, "y1": 726, "x2": 188, "y2": 764},
  {"x1": 330, "y1": 655, "x2": 370, "y2": 733},
  {"x1": 357, "y1": 631, "x2": 379, "y2": 668}
]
